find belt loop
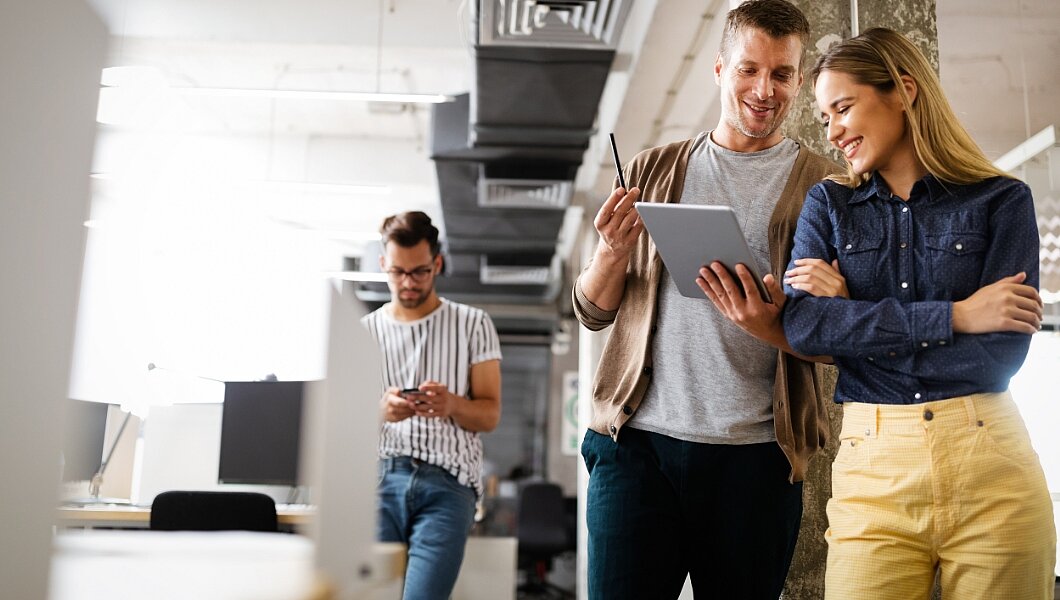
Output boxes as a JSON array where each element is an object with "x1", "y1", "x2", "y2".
[{"x1": 962, "y1": 396, "x2": 978, "y2": 430}]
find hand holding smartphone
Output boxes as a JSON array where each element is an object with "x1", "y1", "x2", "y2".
[{"x1": 401, "y1": 388, "x2": 427, "y2": 405}]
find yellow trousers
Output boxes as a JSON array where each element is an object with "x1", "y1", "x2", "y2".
[{"x1": 825, "y1": 391, "x2": 1056, "y2": 600}]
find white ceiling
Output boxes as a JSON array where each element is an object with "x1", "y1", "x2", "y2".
[
  {"x1": 84, "y1": 0, "x2": 1060, "y2": 250},
  {"x1": 937, "y1": 0, "x2": 1060, "y2": 158}
]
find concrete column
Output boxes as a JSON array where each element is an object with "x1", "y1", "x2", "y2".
[
  {"x1": 780, "y1": 2, "x2": 938, "y2": 599},
  {"x1": 859, "y1": 0, "x2": 939, "y2": 71}
]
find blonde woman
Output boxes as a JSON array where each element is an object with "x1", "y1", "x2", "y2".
[{"x1": 781, "y1": 28, "x2": 1056, "y2": 599}]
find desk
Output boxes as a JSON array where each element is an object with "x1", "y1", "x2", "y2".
[
  {"x1": 50, "y1": 530, "x2": 318, "y2": 600},
  {"x1": 49, "y1": 530, "x2": 406, "y2": 600},
  {"x1": 57, "y1": 505, "x2": 314, "y2": 530},
  {"x1": 56, "y1": 506, "x2": 516, "y2": 599}
]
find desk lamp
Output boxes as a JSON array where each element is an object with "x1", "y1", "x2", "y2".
[{"x1": 64, "y1": 407, "x2": 134, "y2": 506}]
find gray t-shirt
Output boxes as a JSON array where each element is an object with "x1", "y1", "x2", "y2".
[{"x1": 628, "y1": 131, "x2": 799, "y2": 444}]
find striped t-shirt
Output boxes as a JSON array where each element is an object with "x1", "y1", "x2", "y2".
[{"x1": 361, "y1": 298, "x2": 502, "y2": 496}]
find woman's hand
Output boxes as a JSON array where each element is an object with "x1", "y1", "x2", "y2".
[
  {"x1": 952, "y1": 272, "x2": 1043, "y2": 334},
  {"x1": 784, "y1": 258, "x2": 849, "y2": 298}
]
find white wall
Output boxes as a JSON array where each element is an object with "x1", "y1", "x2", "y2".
[{"x1": 0, "y1": 2, "x2": 107, "y2": 598}]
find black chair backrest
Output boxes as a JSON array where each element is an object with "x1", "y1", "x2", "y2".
[
  {"x1": 150, "y1": 490, "x2": 278, "y2": 532},
  {"x1": 517, "y1": 482, "x2": 570, "y2": 556}
]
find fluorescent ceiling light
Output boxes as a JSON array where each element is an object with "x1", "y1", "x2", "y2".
[
  {"x1": 244, "y1": 180, "x2": 392, "y2": 195},
  {"x1": 90, "y1": 174, "x2": 390, "y2": 195},
  {"x1": 100, "y1": 67, "x2": 453, "y2": 104},
  {"x1": 304, "y1": 230, "x2": 384, "y2": 243},
  {"x1": 324, "y1": 271, "x2": 389, "y2": 283},
  {"x1": 994, "y1": 125, "x2": 1056, "y2": 172},
  {"x1": 168, "y1": 87, "x2": 453, "y2": 104}
]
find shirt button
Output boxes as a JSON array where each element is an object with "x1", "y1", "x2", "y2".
[
  {"x1": 915, "y1": 392, "x2": 922, "y2": 400},
  {"x1": 921, "y1": 341, "x2": 929, "y2": 347},
  {"x1": 902, "y1": 206, "x2": 909, "y2": 213},
  {"x1": 901, "y1": 282, "x2": 909, "y2": 289},
  {"x1": 955, "y1": 243, "x2": 963, "y2": 251},
  {"x1": 939, "y1": 340, "x2": 946, "y2": 345},
  {"x1": 900, "y1": 242, "x2": 907, "y2": 249},
  {"x1": 845, "y1": 243, "x2": 853, "y2": 250},
  {"x1": 923, "y1": 409, "x2": 933, "y2": 420},
  {"x1": 867, "y1": 356, "x2": 875, "y2": 361},
  {"x1": 622, "y1": 405, "x2": 633, "y2": 415},
  {"x1": 888, "y1": 351, "x2": 896, "y2": 357}
]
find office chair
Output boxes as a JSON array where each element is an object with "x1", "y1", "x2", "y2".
[
  {"x1": 150, "y1": 490, "x2": 278, "y2": 532},
  {"x1": 516, "y1": 482, "x2": 574, "y2": 599}
]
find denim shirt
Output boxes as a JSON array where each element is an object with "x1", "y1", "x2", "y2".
[{"x1": 782, "y1": 172, "x2": 1038, "y2": 405}]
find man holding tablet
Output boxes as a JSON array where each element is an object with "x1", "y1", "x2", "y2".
[{"x1": 573, "y1": 1, "x2": 839, "y2": 598}]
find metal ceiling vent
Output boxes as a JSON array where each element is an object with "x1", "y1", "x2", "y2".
[
  {"x1": 478, "y1": 178, "x2": 572, "y2": 209},
  {"x1": 480, "y1": 0, "x2": 632, "y2": 49},
  {"x1": 480, "y1": 253, "x2": 559, "y2": 285}
]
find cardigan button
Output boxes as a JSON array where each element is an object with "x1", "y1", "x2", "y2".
[{"x1": 622, "y1": 405, "x2": 633, "y2": 415}]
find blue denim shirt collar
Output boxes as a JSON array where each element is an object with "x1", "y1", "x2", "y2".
[{"x1": 849, "y1": 171, "x2": 952, "y2": 205}]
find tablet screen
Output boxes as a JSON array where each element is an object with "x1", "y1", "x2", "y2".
[{"x1": 634, "y1": 202, "x2": 772, "y2": 303}]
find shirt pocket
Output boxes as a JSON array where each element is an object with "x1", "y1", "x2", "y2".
[
  {"x1": 836, "y1": 231, "x2": 883, "y2": 297},
  {"x1": 924, "y1": 232, "x2": 987, "y2": 299}
]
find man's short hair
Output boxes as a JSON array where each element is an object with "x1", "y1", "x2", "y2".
[
  {"x1": 380, "y1": 211, "x2": 441, "y2": 257},
  {"x1": 720, "y1": 0, "x2": 810, "y2": 67}
]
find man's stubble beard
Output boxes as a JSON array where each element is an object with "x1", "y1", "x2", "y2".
[{"x1": 397, "y1": 286, "x2": 432, "y2": 309}]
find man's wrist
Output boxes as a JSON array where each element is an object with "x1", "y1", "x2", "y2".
[
  {"x1": 595, "y1": 242, "x2": 631, "y2": 269},
  {"x1": 447, "y1": 393, "x2": 465, "y2": 420}
]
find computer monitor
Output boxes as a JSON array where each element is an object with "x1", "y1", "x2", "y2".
[
  {"x1": 217, "y1": 381, "x2": 305, "y2": 486},
  {"x1": 61, "y1": 399, "x2": 110, "y2": 482}
]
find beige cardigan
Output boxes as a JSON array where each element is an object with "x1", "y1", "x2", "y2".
[{"x1": 573, "y1": 137, "x2": 840, "y2": 483}]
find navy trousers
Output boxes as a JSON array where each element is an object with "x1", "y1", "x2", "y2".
[{"x1": 581, "y1": 427, "x2": 803, "y2": 600}]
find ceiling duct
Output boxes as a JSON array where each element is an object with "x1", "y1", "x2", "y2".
[
  {"x1": 480, "y1": 252, "x2": 559, "y2": 285},
  {"x1": 478, "y1": 161, "x2": 575, "y2": 209},
  {"x1": 479, "y1": 0, "x2": 631, "y2": 50},
  {"x1": 400, "y1": 1, "x2": 631, "y2": 306},
  {"x1": 478, "y1": 178, "x2": 572, "y2": 209}
]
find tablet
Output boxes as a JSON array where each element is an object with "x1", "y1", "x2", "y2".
[{"x1": 634, "y1": 202, "x2": 772, "y2": 303}]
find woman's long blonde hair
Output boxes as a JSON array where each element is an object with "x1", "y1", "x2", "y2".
[{"x1": 811, "y1": 27, "x2": 1010, "y2": 188}]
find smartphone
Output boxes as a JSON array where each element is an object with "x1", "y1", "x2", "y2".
[{"x1": 400, "y1": 388, "x2": 427, "y2": 404}]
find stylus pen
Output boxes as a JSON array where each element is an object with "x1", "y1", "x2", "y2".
[{"x1": 608, "y1": 132, "x2": 627, "y2": 190}]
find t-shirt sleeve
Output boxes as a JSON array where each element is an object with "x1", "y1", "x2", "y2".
[{"x1": 470, "y1": 310, "x2": 503, "y2": 364}]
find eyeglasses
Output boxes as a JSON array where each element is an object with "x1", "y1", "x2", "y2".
[{"x1": 385, "y1": 266, "x2": 434, "y2": 283}]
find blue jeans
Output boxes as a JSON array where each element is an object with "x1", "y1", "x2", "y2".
[
  {"x1": 581, "y1": 428, "x2": 803, "y2": 600},
  {"x1": 377, "y1": 456, "x2": 476, "y2": 600}
]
